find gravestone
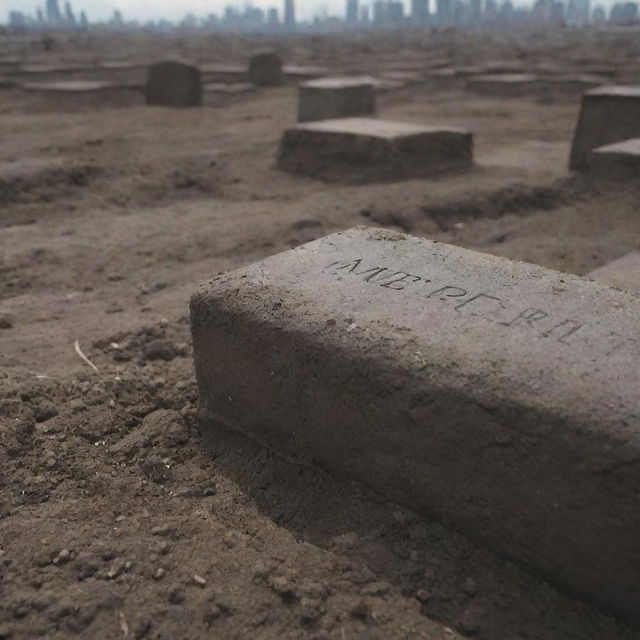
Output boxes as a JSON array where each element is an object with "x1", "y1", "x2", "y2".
[
  {"x1": 248, "y1": 51, "x2": 283, "y2": 86},
  {"x1": 278, "y1": 117, "x2": 472, "y2": 183},
  {"x1": 569, "y1": 86, "x2": 640, "y2": 170},
  {"x1": 191, "y1": 226, "x2": 640, "y2": 626},
  {"x1": 588, "y1": 251, "x2": 640, "y2": 290},
  {"x1": 585, "y1": 137, "x2": 640, "y2": 178},
  {"x1": 298, "y1": 76, "x2": 377, "y2": 122},
  {"x1": 145, "y1": 60, "x2": 202, "y2": 108}
]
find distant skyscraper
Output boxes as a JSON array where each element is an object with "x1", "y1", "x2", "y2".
[
  {"x1": 347, "y1": 0, "x2": 359, "y2": 23},
  {"x1": 284, "y1": 0, "x2": 296, "y2": 27},
  {"x1": 64, "y1": 2, "x2": 76, "y2": 26},
  {"x1": 267, "y1": 7, "x2": 280, "y2": 25},
  {"x1": 411, "y1": 0, "x2": 429, "y2": 22},
  {"x1": 46, "y1": 0, "x2": 62, "y2": 23},
  {"x1": 437, "y1": 0, "x2": 452, "y2": 21}
]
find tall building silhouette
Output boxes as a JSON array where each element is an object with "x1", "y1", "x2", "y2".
[
  {"x1": 284, "y1": 0, "x2": 296, "y2": 27},
  {"x1": 347, "y1": 0, "x2": 359, "y2": 22},
  {"x1": 46, "y1": 0, "x2": 62, "y2": 23}
]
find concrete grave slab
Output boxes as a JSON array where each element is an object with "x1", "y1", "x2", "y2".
[
  {"x1": 145, "y1": 60, "x2": 202, "y2": 107},
  {"x1": 200, "y1": 63, "x2": 248, "y2": 84},
  {"x1": 298, "y1": 76, "x2": 377, "y2": 122},
  {"x1": 192, "y1": 226, "x2": 640, "y2": 627},
  {"x1": 569, "y1": 85, "x2": 640, "y2": 169},
  {"x1": 248, "y1": 51, "x2": 283, "y2": 86},
  {"x1": 20, "y1": 80, "x2": 117, "y2": 92},
  {"x1": 585, "y1": 137, "x2": 640, "y2": 178},
  {"x1": 283, "y1": 64, "x2": 329, "y2": 81},
  {"x1": 588, "y1": 251, "x2": 640, "y2": 290},
  {"x1": 278, "y1": 117, "x2": 473, "y2": 183},
  {"x1": 466, "y1": 74, "x2": 540, "y2": 97}
]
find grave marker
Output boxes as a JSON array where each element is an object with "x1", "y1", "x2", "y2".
[
  {"x1": 298, "y1": 76, "x2": 377, "y2": 122},
  {"x1": 586, "y1": 137, "x2": 640, "y2": 178},
  {"x1": 248, "y1": 51, "x2": 283, "y2": 86},
  {"x1": 588, "y1": 251, "x2": 640, "y2": 290},
  {"x1": 569, "y1": 86, "x2": 640, "y2": 169},
  {"x1": 145, "y1": 60, "x2": 202, "y2": 108},
  {"x1": 192, "y1": 226, "x2": 640, "y2": 626},
  {"x1": 278, "y1": 117, "x2": 472, "y2": 182}
]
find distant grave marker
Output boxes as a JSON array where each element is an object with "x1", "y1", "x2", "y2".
[
  {"x1": 278, "y1": 117, "x2": 473, "y2": 183},
  {"x1": 588, "y1": 251, "x2": 640, "y2": 290},
  {"x1": 569, "y1": 86, "x2": 640, "y2": 170},
  {"x1": 586, "y1": 137, "x2": 640, "y2": 178},
  {"x1": 297, "y1": 76, "x2": 377, "y2": 122},
  {"x1": 248, "y1": 51, "x2": 283, "y2": 86},
  {"x1": 145, "y1": 60, "x2": 202, "y2": 108}
]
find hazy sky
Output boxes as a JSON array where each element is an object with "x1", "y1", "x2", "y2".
[{"x1": 1, "y1": 0, "x2": 351, "y2": 22}]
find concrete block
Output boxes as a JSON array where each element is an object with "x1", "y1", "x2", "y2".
[
  {"x1": 585, "y1": 137, "x2": 640, "y2": 178},
  {"x1": 298, "y1": 76, "x2": 377, "y2": 122},
  {"x1": 278, "y1": 117, "x2": 473, "y2": 183},
  {"x1": 569, "y1": 85, "x2": 640, "y2": 170},
  {"x1": 191, "y1": 226, "x2": 640, "y2": 626},
  {"x1": 145, "y1": 60, "x2": 202, "y2": 108},
  {"x1": 248, "y1": 51, "x2": 283, "y2": 86},
  {"x1": 588, "y1": 250, "x2": 640, "y2": 290}
]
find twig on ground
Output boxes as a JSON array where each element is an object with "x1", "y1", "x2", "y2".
[{"x1": 74, "y1": 339, "x2": 99, "y2": 373}]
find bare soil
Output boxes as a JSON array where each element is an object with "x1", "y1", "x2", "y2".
[{"x1": 1, "y1": 28, "x2": 640, "y2": 640}]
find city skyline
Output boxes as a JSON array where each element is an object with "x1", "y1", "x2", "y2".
[{"x1": 4, "y1": 0, "x2": 611, "y2": 24}]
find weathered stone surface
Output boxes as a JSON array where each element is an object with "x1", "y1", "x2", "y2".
[
  {"x1": 298, "y1": 76, "x2": 377, "y2": 122},
  {"x1": 248, "y1": 51, "x2": 283, "y2": 86},
  {"x1": 588, "y1": 250, "x2": 640, "y2": 290},
  {"x1": 145, "y1": 60, "x2": 202, "y2": 108},
  {"x1": 569, "y1": 85, "x2": 640, "y2": 170},
  {"x1": 192, "y1": 226, "x2": 640, "y2": 626},
  {"x1": 278, "y1": 117, "x2": 473, "y2": 183},
  {"x1": 585, "y1": 137, "x2": 640, "y2": 178}
]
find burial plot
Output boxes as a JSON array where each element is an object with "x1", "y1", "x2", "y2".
[
  {"x1": 298, "y1": 76, "x2": 377, "y2": 122},
  {"x1": 145, "y1": 60, "x2": 202, "y2": 107},
  {"x1": 200, "y1": 63, "x2": 248, "y2": 84},
  {"x1": 203, "y1": 82, "x2": 256, "y2": 106},
  {"x1": 278, "y1": 117, "x2": 472, "y2": 183},
  {"x1": 588, "y1": 251, "x2": 640, "y2": 290},
  {"x1": 20, "y1": 80, "x2": 141, "y2": 109},
  {"x1": 192, "y1": 226, "x2": 640, "y2": 627},
  {"x1": 569, "y1": 86, "x2": 640, "y2": 170},
  {"x1": 584, "y1": 137, "x2": 640, "y2": 178},
  {"x1": 466, "y1": 74, "x2": 540, "y2": 97},
  {"x1": 283, "y1": 65, "x2": 329, "y2": 82},
  {"x1": 248, "y1": 51, "x2": 283, "y2": 86}
]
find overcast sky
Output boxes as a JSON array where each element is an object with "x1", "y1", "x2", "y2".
[{"x1": 1, "y1": 0, "x2": 352, "y2": 22}]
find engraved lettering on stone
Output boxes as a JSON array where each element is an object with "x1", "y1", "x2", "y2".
[
  {"x1": 356, "y1": 266, "x2": 393, "y2": 282},
  {"x1": 380, "y1": 272, "x2": 422, "y2": 290},
  {"x1": 426, "y1": 286, "x2": 468, "y2": 300},
  {"x1": 454, "y1": 293, "x2": 505, "y2": 315},
  {"x1": 543, "y1": 319, "x2": 583, "y2": 344},
  {"x1": 502, "y1": 307, "x2": 548, "y2": 327}
]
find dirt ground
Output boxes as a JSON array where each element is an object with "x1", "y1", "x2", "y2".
[{"x1": 1, "y1": 27, "x2": 640, "y2": 640}]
